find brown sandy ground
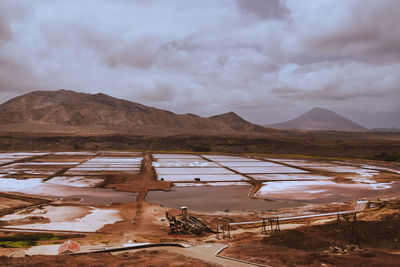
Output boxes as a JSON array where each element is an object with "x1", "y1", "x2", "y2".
[
  {"x1": 221, "y1": 203, "x2": 400, "y2": 266},
  {"x1": 0, "y1": 250, "x2": 218, "y2": 267},
  {"x1": 1, "y1": 131, "x2": 400, "y2": 159}
]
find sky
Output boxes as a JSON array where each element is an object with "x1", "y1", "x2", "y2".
[{"x1": 0, "y1": 0, "x2": 399, "y2": 128}]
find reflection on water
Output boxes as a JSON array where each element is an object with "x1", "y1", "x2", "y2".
[{"x1": 146, "y1": 185, "x2": 303, "y2": 212}]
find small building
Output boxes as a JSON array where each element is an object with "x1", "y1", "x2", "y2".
[{"x1": 58, "y1": 240, "x2": 80, "y2": 254}]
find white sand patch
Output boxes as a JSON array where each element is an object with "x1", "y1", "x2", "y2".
[
  {"x1": 229, "y1": 166, "x2": 308, "y2": 174},
  {"x1": 4, "y1": 207, "x2": 122, "y2": 232},
  {"x1": 156, "y1": 167, "x2": 234, "y2": 175},
  {"x1": 174, "y1": 182, "x2": 250, "y2": 186},
  {"x1": 249, "y1": 174, "x2": 333, "y2": 181},
  {"x1": 0, "y1": 178, "x2": 43, "y2": 192},
  {"x1": 368, "y1": 183, "x2": 394, "y2": 190},
  {"x1": 46, "y1": 176, "x2": 105, "y2": 187},
  {"x1": 0, "y1": 206, "x2": 89, "y2": 222},
  {"x1": 305, "y1": 190, "x2": 327, "y2": 194},
  {"x1": 158, "y1": 174, "x2": 248, "y2": 182}
]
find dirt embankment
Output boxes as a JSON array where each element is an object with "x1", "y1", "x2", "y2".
[
  {"x1": 1, "y1": 132, "x2": 400, "y2": 159},
  {"x1": 222, "y1": 208, "x2": 400, "y2": 266},
  {"x1": 0, "y1": 249, "x2": 218, "y2": 267}
]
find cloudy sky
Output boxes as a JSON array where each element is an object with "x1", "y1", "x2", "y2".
[{"x1": 0, "y1": 0, "x2": 399, "y2": 128}]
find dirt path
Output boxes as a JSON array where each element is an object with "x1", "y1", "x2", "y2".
[
  {"x1": 114, "y1": 243, "x2": 264, "y2": 267},
  {"x1": 132, "y1": 153, "x2": 155, "y2": 226}
]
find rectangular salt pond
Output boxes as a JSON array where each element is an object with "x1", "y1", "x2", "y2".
[
  {"x1": 255, "y1": 180, "x2": 397, "y2": 202},
  {"x1": 202, "y1": 156, "x2": 258, "y2": 162},
  {"x1": 305, "y1": 166, "x2": 379, "y2": 173},
  {"x1": 156, "y1": 158, "x2": 208, "y2": 162},
  {"x1": 218, "y1": 161, "x2": 284, "y2": 167},
  {"x1": 249, "y1": 174, "x2": 333, "y2": 181},
  {"x1": 153, "y1": 161, "x2": 218, "y2": 167},
  {"x1": 174, "y1": 182, "x2": 250, "y2": 186},
  {"x1": 146, "y1": 185, "x2": 302, "y2": 212},
  {"x1": 70, "y1": 167, "x2": 139, "y2": 171},
  {"x1": 229, "y1": 166, "x2": 308, "y2": 174},
  {"x1": 264, "y1": 158, "x2": 308, "y2": 162},
  {"x1": 66, "y1": 168, "x2": 139, "y2": 174},
  {"x1": 84, "y1": 159, "x2": 142, "y2": 163},
  {"x1": 153, "y1": 154, "x2": 201, "y2": 159},
  {"x1": 280, "y1": 161, "x2": 341, "y2": 167},
  {"x1": 0, "y1": 153, "x2": 48, "y2": 164},
  {"x1": 46, "y1": 176, "x2": 105, "y2": 187},
  {"x1": 75, "y1": 164, "x2": 141, "y2": 168},
  {"x1": 157, "y1": 174, "x2": 248, "y2": 182},
  {"x1": 156, "y1": 167, "x2": 234, "y2": 175},
  {"x1": 14, "y1": 162, "x2": 81, "y2": 165}
]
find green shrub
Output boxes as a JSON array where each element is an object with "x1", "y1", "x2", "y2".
[
  {"x1": 374, "y1": 152, "x2": 400, "y2": 162},
  {"x1": 191, "y1": 144, "x2": 211, "y2": 152},
  {"x1": 0, "y1": 240, "x2": 38, "y2": 248}
]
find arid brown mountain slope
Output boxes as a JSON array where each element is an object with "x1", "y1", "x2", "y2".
[
  {"x1": 267, "y1": 107, "x2": 367, "y2": 132},
  {"x1": 0, "y1": 90, "x2": 269, "y2": 134}
]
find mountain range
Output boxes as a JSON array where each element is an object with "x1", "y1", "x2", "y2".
[
  {"x1": 0, "y1": 90, "x2": 267, "y2": 134},
  {"x1": 0, "y1": 90, "x2": 393, "y2": 134}
]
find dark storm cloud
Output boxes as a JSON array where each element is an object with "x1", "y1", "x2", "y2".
[
  {"x1": 0, "y1": 0, "x2": 399, "y2": 128},
  {"x1": 237, "y1": 0, "x2": 288, "y2": 20}
]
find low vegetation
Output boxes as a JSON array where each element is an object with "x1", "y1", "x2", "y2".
[
  {"x1": 374, "y1": 152, "x2": 400, "y2": 162},
  {"x1": 0, "y1": 233, "x2": 79, "y2": 248},
  {"x1": 191, "y1": 144, "x2": 211, "y2": 152}
]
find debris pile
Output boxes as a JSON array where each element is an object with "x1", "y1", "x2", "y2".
[{"x1": 166, "y1": 207, "x2": 214, "y2": 235}]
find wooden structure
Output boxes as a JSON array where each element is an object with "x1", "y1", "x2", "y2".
[
  {"x1": 261, "y1": 217, "x2": 280, "y2": 235},
  {"x1": 333, "y1": 212, "x2": 360, "y2": 250},
  {"x1": 166, "y1": 207, "x2": 214, "y2": 235}
]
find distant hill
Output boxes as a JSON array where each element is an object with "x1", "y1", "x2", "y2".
[
  {"x1": 266, "y1": 107, "x2": 367, "y2": 132},
  {"x1": 371, "y1": 127, "x2": 400, "y2": 133},
  {"x1": 0, "y1": 90, "x2": 269, "y2": 134}
]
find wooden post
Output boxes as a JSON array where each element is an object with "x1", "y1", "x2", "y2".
[
  {"x1": 261, "y1": 219, "x2": 267, "y2": 235},
  {"x1": 276, "y1": 217, "x2": 280, "y2": 232}
]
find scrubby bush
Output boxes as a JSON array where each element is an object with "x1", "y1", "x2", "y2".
[
  {"x1": 374, "y1": 152, "x2": 400, "y2": 162},
  {"x1": 191, "y1": 144, "x2": 211, "y2": 152}
]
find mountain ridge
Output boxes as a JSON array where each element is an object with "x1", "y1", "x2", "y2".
[{"x1": 0, "y1": 89, "x2": 270, "y2": 134}]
